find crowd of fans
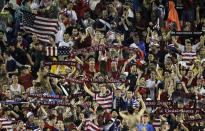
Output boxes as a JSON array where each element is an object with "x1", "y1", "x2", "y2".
[{"x1": 0, "y1": 0, "x2": 205, "y2": 130}]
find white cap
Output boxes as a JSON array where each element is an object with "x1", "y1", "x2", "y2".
[
  {"x1": 129, "y1": 43, "x2": 139, "y2": 49},
  {"x1": 30, "y1": 3, "x2": 39, "y2": 10},
  {"x1": 27, "y1": 112, "x2": 33, "y2": 118}
]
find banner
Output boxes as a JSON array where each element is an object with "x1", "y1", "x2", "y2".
[
  {"x1": 28, "y1": 94, "x2": 67, "y2": 99},
  {"x1": 38, "y1": 101, "x2": 71, "y2": 106},
  {"x1": 157, "y1": 108, "x2": 201, "y2": 114},
  {"x1": 145, "y1": 100, "x2": 172, "y2": 107},
  {"x1": 69, "y1": 44, "x2": 142, "y2": 58},
  {"x1": 70, "y1": 45, "x2": 105, "y2": 57},
  {"x1": 28, "y1": 93, "x2": 85, "y2": 100},
  {"x1": 43, "y1": 61, "x2": 81, "y2": 70},
  {"x1": 65, "y1": 77, "x2": 126, "y2": 84},
  {"x1": 171, "y1": 31, "x2": 203, "y2": 36}
]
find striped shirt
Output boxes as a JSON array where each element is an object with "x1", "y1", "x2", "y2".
[
  {"x1": 178, "y1": 43, "x2": 200, "y2": 67},
  {"x1": 152, "y1": 118, "x2": 161, "y2": 130},
  {"x1": 84, "y1": 119, "x2": 103, "y2": 131},
  {"x1": 0, "y1": 117, "x2": 15, "y2": 130},
  {"x1": 181, "y1": 52, "x2": 197, "y2": 66},
  {"x1": 95, "y1": 91, "x2": 113, "y2": 109}
]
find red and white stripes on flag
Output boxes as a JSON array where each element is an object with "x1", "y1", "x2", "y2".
[
  {"x1": 45, "y1": 46, "x2": 58, "y2": 56},
  {"x1": 0, "y1": 117, "x2": 15, "y2": 130},
  {"x1": 84, "y1": 119, "x2": 103, "y2": 131},
  {"x1": 20, "y1": 12, "x2": 59, "y2": 43}
]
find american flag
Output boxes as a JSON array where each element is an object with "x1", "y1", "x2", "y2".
[
  {"x1": 45, "y1": 46, "x2": 71, "y2": 56},
  {"x1": 61, "y1": 8, "x2": 69, "y2": 16},
  {"x1": 84, "y1": 119, "x2": 103, "y2": 131},
  {"x1": 20, "y1": 10, "x2": 59, "y2": 43},
  {"x1": 82, "y1": 0, "x2": 89, "y2": 5}
]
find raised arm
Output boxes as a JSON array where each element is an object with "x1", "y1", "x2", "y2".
[
  {"x1": 173, "y1": 37, "x2": 181, "y2": 49},
  {"x1": 75, "y1": 56, "x2": 84, "y2": 65},
  {"x1": 176, "y1": 64, "x2": 182, "y2": 80},
  {"x1": 146, "y1": 27, "x2": 151, "y2": 43},
  {"x1": 196, "y1": 5, "x2": 200, "y2": 25},
  {"x1": 137, "y1": 93, "x2": 146, "y2": 117},
  {"x1": 68, "y1": 67, "x2": 76, "y2": 78},
  {"x1": 84, "y1": 83, "x2": 95, "y2": 97},
  {"x1": 121, "y1": 54, "x2": 136, "y2": 74},
  {"x1": 119, "y1": 110, "x2": 129, "y2": 120},
  {"x1": 182, "y1": 82, "x2": 189, "y2": 93}
]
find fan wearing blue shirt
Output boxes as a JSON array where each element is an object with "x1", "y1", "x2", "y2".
[{"x1": 137, "y1": 114, "x2": 154, "y2": 131}]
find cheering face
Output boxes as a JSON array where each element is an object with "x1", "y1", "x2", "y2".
[
  {"x1": 64, "y1": 34, "x2": 70, "y2": 42},
  {"x1": 95, "y1": 31, "x2": 101, "y2": 39},
  {"x1": 135, "y1": 12, "x2": 141, "y2": 20},
  {"x1": 185, "y1": 39, "x2": 192, "y2": 52},
  {"x1": 115, "y1": 89, "x2": 122, "y2": 97},
  {"x1": 67, "y1": 3, "x2": 73, "y2": 10},
  {"x1": 12, "y1": 75, "x2": 18, "y2": 84},
  {"x1": 187, "y1": 70, "x2": 193, "y2": 78},
  {"x1": 72, "y1": 29, "x2": 78, "y2": 37},
  {"x1": 79, "y1": 113, "x2": 85, "y2": 120},
  {"x1": 150, "y1": 71, "x2": 156, "y2": 79},
  {"x1": 32, "y1": 35, "x2": 38, "y2": 42},
  {"x1": 177, "y1": 83, "x2": 182, "y2": 90},
  {"x1": 200, "y1": 47, "x2": 205, "y2": 56},
  {"x1": 130, "y1": 65, "x2": 137, "y2": 74},
  {"x1": 139, "y1": 77, "x2": 145, "y2": 85},
  {"x1": 111, "y1": 111, "x2": 118, "y2": 118},
  {"x1": 148, "y1": 54, "x2": 154, "y2": 61},
  {"x1": 5, "y1": 90, "x2": 11, "y2": 98},
  {"x1": 0, "y1": 32, "x2": 3, "y2": 39},
  {"x1": 18, "y1": 121, "x2": 24, "y2": 129},
  {"x1": 17, "y1": 35, "x2": 23, "y2": 42},
  {"x1": 127, "y1": 91, "x2": 133, "y2": 99},
  {"x1": 89, "y1": 60, "x2": 95, "y2": 68},
  {"x1": 102, "y1": 10, "x2": 108, "y2": 18},
  {"x1": 142, "y1": 116, "x2": 149, "y2": 124},
  {"x1": 2, "y1": 85, "x2": 9, "y2": 92},
  {"x1": 48, "y1": 36, "x2": 54, "y2": 43},
  {"x1": 111, "y1": 61, "x2": 117, "y2": 70}
]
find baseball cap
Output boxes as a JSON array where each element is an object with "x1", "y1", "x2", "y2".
[{"x1": 27, "y1": 112, "x2": 33, "y2": 118}]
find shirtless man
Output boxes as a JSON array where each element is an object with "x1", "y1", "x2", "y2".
[{"x1": 119, "y1": 93, "x2": 146, "y2": 131}]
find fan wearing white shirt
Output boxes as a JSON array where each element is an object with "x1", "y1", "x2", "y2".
[
  {"x1": 145, "y1": 71, "x2": 160, "y2": 100},
  {"x1": 59, "y1": 33, "x2": 74, "y2": 47},
  {"x1": 66, "y1": 2, "x2": 78, "y2": 21}
]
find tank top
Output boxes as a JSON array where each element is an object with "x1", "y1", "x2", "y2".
[{"x1": 10, "y1": 84, "x2": 21, "y2": 94}]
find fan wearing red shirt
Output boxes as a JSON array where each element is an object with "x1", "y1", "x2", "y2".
[
  {"x1": 18, "y1": 66, "x2": 34, "y2": 91},
  {"x1": 181, "y1": 69, "x2": 199, "y2": 87},
  {"x1": 75, "y1": 55, "x2": 99, "y2": 79},
  {"x1": 73, "y1": 0, "x2": 90, "y2": 19}
]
